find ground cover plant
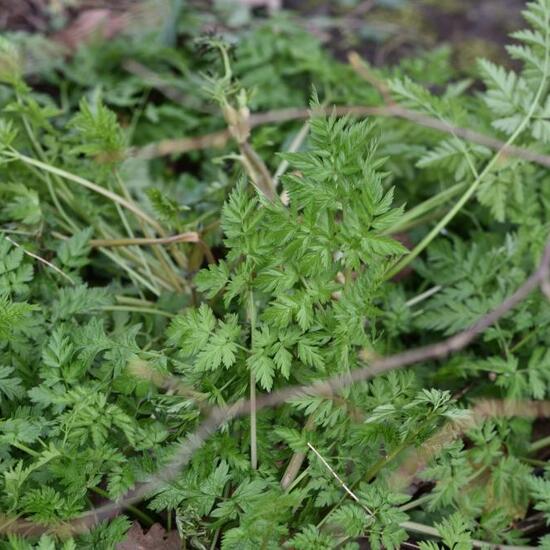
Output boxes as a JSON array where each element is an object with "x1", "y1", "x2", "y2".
[{"x1": 2, "y1": 0, "x2": 550, "y2": 548}]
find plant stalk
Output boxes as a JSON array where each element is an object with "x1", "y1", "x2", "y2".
[
  {"x1": 384, "y1": 21, "x2": 550, "y2": 280},
  {"x1": 248, "y1": 291, "x2": 258, "y2": 470}
]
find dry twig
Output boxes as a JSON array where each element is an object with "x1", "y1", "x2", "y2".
[
  {"x1": 31, "y1": 235, "x2": 548, "y2": 535},
  {"x1": 89, "y1": 232, "x2": 200, "y2": 248},
  {"x1": 308, "y1": 442, "x2": 535, "y2": 550},
  {"x1": 132, "y1": 106, "x2": 550, "y2": 169},
  {"x1": 307, "y1": 442, "x2": 374, "y2": 516}
]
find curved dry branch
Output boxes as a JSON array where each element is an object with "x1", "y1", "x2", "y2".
[
  {"x1": 41, "y1": 235, "x2": 549, "y2": 535},
  {"x1": 132, "y1": 105, "x2": 550, "y2": 169},
  {"x1": 2, "y1": 239, "x2": 548, "y2": 538}
]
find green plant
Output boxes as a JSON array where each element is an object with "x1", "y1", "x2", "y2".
[{"x1": 1, "y1": 0, "x2": 550, "y2": 548}]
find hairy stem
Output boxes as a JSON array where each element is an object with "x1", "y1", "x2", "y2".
[{"x1": 249, "y1": 291, "x2": 258, "y2": 470}]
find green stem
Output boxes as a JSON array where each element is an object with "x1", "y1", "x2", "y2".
[
  {"x1": 384, "y1": 26, "x2": 550, "y2": 280},
  {"x1": 385, "y1": 181, "x2": 467, "y2": 235},
  {"x1": 249, "y1": 290, "x2": 258, "y2": 470},
  {"x1": 114, "y1": 170, "x2": 184, "y2": 293},
  {"x1": 529, "y1": 435, "x2": 550, "y2": 454},
  {"x1": 6, "y1": 150, "x2": 163, "y2": 233},
  {"x1": 363, "y1": 440, "x2": 410, "y2": 483},
  {"x1": 399, "y1": 492, "x2": 433, "y2": 512},
  {"x1": 15, "y1": 92, "x2": 79, "y2": 232},
  {"x1": 210, "y1": 528, "x2": 222, "y2": 550},
  {"x1": 317, "y1": 414, "x2": 435, "y2": 529},
  {"x1": 510, "y1": 330, "x2": 538, "y2": 354},
  {"x1": 109, "y1": 178, "x2": 160, "y2": 295},
  {"x1": 284, "y1": 466, "x2": 310, "y2": 494},
  {"x1": 388, "y1": 208, "x2": 450, "y2": 235},
  {"x1": 522, "y1": 457, "x2": 547, "y2": 466},
  {"x1": 10, "y1": 441, "x2": 39, "y2": 457},
  {"x1": 115, "y1": 295, "x2": 155, "y2": 306}
]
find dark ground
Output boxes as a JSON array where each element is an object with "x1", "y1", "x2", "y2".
[{"x1": 0, "y1": 0, "x2": 526, "y2": 66}]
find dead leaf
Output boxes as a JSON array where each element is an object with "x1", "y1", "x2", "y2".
[
  {"x1": 53, "y1": 8, "x2": 129, "y2": 50},
  {"x1": 116, "y1": 522, "x2": 181, "y2": 550}
]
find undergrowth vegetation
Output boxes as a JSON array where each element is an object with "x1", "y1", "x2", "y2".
[{"x1": 1, "y1": 0, "x2": 550, "y2": 548}]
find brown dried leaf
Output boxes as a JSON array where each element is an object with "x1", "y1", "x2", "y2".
[
  {"x1": 53, "y1": 8, "x2": 129, "y2": 50},
  {"x1": 116, "y1": 522, "x2": 181, "y2": 550}
]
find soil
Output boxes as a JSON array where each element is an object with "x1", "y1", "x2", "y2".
[
  {"x1": 282, "y1": 0, "x2": 526, "y2": 66},
  {"x1": 0, "y1": 0, "x2": 135, "y2": 33},
  {"x1": 1, "y1": 0, "x2": 527, "y2": 59}
]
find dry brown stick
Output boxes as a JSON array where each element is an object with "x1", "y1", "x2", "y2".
[
  {"x1": 222, "y1": 100, "x2": 278, "y2": 202},
  {"x1": 132, "y1": 129, "x2": 230, "y2": 160},
  {"x1": 97, "y1": 232, "x2": 216, "y2": 269},
  {"x1": 253, "y1": 105, "x2": 550, "y2": 169},
  {"x1": 132, "y1": 105, "x2": 550, "y2": 169},
  {"x1": 197, "y1": 240, "x2": 216, "y2": 265},
  {"x1": 4, "y1": 235, "x2": 550, "y2": 540},
  {"x1": 56, "y1": 230, "x2": 213, "y2": 264},
  {"x1": 348, "y1": 0, "x2": 376, "y2": 18},
  {"x1": 239, "y1": 141, "x2": 277, "y2": 202},
  {"x1": 389, "y1": 398, "x2": 550, "y2": 494},
  {"x1": 39, "y1": 236, "x2": 548, "y2": 534},
  {"x1": 348, "y1": 51, "x2": 395, "y2": 105},
  {"x1": 281, "y1": 415, "x2": 316, "y2": 490},
  {"x1": 3, "y1": 238, "x2": 550, "y2": 537},
  {"x1": 89, "y1": 231, "x2": 200, "y2": 247},
  {"x1": 307, "y1": 442, "x2": 374, "y2": 516},
  {"x1": 308, "y1": 440, "x2": 531, "y2": 550},
  {"x1": 57, "y1": 230, "x2": 211, "y2": 285}
]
